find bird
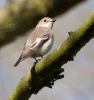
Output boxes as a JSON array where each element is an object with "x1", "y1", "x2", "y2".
[{"x1": 14, "y1": 17, "x2": 56, "y2": 67}]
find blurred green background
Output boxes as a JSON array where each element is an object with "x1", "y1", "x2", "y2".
[{"x1": 0, "y1": 0, "x2": 94, "y2": 100}]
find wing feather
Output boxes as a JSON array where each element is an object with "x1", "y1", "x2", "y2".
[{"x1": 21, "y1": 27, "x2": 51, "y2": 58}]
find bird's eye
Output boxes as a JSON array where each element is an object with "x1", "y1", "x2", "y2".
[{"x1": 44, "y1": 19, "x2": 47, "y2": 22}]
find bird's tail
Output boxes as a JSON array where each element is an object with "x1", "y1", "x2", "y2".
[{"x1": 14, "y1": 55, "x2": 22, "y2": 67}]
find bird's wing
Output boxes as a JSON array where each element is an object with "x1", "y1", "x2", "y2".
[
  {"x1": 21, "y1": 34, "x2": 50, "y2": 58},
  {"x1": 21, "y1": 27, "x2": 52, "y2": 58},
  {"x1": 29, "y1": 34, "x2": 50, "y2": 50}
]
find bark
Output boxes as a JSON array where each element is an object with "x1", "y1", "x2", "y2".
[{"x1": 8, "y1": 12, "x2": 94, "y2": 100}]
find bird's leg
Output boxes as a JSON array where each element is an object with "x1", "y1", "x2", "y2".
[
  {"x1": 33, "y1": 55, "x2": 43, "y2": 65},
  {"x1": 33, "y1": 56, "x2": 38, "y2": 62},
  {"x1": 32, "y1": 56, "x2": 38, "y2": 65},
  {"x1": 38, "y1": 54, "x2": 43, "y2": 61},
  {"x1": 39, "y1": 54, "x2": 43, "y2": 58}
]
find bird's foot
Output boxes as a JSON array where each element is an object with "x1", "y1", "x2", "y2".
[{"x1": 33, "y1": 59, "x2": 42, "y2": 65}]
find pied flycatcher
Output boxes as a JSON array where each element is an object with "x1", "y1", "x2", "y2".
[{"x1": 14, "y1": 17, "x2": 56, "y2": 67}]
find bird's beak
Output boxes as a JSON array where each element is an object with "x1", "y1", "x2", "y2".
[{"x1": 52, "y1": 19, "x2": 56, "y2": 22}]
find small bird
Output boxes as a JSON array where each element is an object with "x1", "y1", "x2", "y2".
[{"x1": 14, "y1": 17, "x2": 56, "y2": 67}]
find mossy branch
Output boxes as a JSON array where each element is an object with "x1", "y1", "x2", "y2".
[{"x1": 8, "y1": 12, "x2": 94, "y2": 100}]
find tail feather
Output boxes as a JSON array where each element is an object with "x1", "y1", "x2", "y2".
[{"x1": 14, "y1": 55, "x2": 22, "y2": 67}]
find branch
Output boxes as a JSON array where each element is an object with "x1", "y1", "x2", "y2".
[{"x1": 8, "y1": 12, "x2": 94, "y2": 100}]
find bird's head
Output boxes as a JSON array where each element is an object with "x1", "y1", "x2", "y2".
[{"x1": 36, "y1": 17, "x2": 56, "y2": 29}]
